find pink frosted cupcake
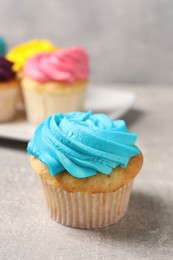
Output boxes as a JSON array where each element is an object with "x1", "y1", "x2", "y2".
[{"x1": 21, "y1": 47, "x2": 89, "y2": 124}]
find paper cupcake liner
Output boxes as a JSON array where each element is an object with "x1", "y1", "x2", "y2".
[
  {"x1": 40, "y1": 179, "x2": 134, "y2": 229},
  {"x1": 23, "y1": 89, "x2": 86, "y2": 124},
  {"x1": 0, "y1": 87, "x2": 19, "y2": 122},
  {"x1": 16, "y1": 86, "x2": 25, "y2": 110}
]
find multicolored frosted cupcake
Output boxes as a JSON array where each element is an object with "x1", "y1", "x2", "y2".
[
  {"x1": 6, "y1": 39, "x2": 57, "y2": 109},
  {"x1": 28, "y1": 111, "x2": 143, "y2": 228},
  {"x1": 0, "y1": 56, "x2": 19, "y2": 122},
  {"x1": 21, "y1": 47, "x2": 89, "y2": 124}
]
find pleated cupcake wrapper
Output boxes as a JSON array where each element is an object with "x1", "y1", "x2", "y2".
[
  {"x1": 23, "y1": 89, "x2": 86, "y2": 124},
  {"x1": 16, "y1": 86, "x2": 25, "y2": 110},
  {"x1": 40, "y1": 178, "x2": 134, "y2": 229},
  {"x1": 0, "y1": 87, "x2": 19, "y2": 121}
]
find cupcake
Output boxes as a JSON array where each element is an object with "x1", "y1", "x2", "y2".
[
  {"x1": 28, "y1": 111, "x2": 143, "y2": 228},
  {"x1": 0, "y1": 36, "x2": 7, "y2": 55},
  {"x1": 6, "y1": 39, "x2": 57, "y2": 109},
  {"x1": 0, "y1": 56, "x2": 19, "y2": 122},
  {"x1": 21, "y1": 47, "x2": 89, "y2": 125}
]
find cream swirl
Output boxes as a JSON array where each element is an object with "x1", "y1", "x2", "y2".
[
  {"x1": 27, "y1": 111, "x2": 140, "y2": 178},
  {"x1": 24, "y1": 47, "x2": 89, "y2": 83},
  {"x1": 6, "y1": 39, "x2": 56, "y2": 72}
]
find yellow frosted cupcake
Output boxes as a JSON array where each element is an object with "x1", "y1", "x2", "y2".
[
  {"x1": 21, "y1": 47, "x2": 89, "y2": 124},
  {"x1": 28, "y1": 111, "x2": 143, "y2": 228},
  {"x1": 6, "y1": 39, "x2": 57, "y2": 109},
  {"x1": 0, "y1": 56, "x2": 19, "y2": 122}
]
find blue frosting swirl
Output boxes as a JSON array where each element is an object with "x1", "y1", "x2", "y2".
[
  {"x1": 0, "y1": 36, "x2": 7, "y2": 55},
  {"x1": 27, "y1": 111, "x2": 140, "y2": 178}
]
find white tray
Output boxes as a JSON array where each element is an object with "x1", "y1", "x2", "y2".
[{"x1": 0, "y1": 86, "x2": 136, "y2": 142}]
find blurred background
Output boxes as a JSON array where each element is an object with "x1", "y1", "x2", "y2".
[{"x1": 1, "y1": 0, "x2": 173, "y2": 85}]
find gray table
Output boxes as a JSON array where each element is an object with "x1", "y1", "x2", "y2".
[{"x1": 0, "y1": 86, "x2": 173, "y2": 260}]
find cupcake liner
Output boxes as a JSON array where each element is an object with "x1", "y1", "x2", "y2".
[
  {"x1": 40, "y1": 178, "x2": 134, "y2": 229},
  {"x1": 0, "y1": 87, "x2": 19, "y2": 122},
  {"x1": 22, "y1": 89, "x2": 86, "y2": 124},
  {"x1": 16, "y1": 86, "x2": 25, "y2": 110}
]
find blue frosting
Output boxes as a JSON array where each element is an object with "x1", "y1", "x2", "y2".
[
  {"x1": 27, "y1": 111, "x2": 140, "y2": 178},
  {"x1": 0, "y1": 36, "x2": 7, "y2": 55}
]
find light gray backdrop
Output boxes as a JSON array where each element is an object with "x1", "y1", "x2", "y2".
[{"x1": 0, "y1": 0, "x2": 173, "y2": 85}]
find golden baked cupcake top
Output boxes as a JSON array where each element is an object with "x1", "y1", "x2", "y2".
[{"x1": 30, "y1": 153, "x2": 143, "y2": 193}]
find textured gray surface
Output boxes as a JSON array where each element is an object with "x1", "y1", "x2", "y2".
[
  {"x1": 0, "y1": 85, "x2": 173, "y2": 260},
  {"x1": 1, "y1": 1, "x2": 173, "y2": 85}
]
